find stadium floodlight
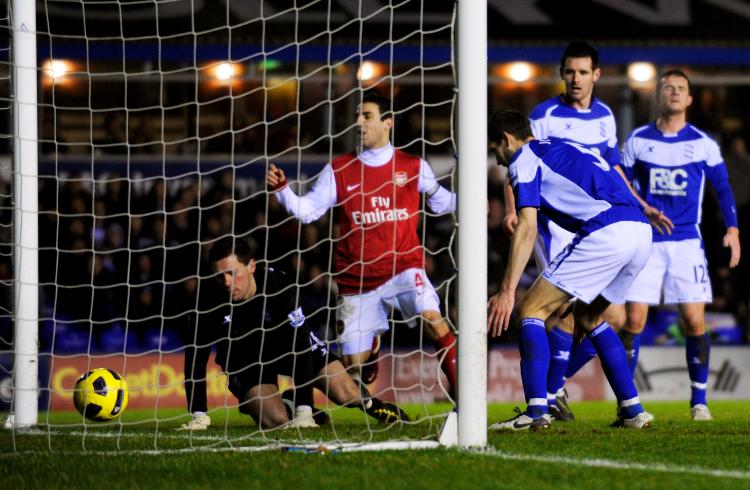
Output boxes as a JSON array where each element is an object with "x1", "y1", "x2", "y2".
[
  {"x1": 209, "y1": 61, "x2": 243, "y2": 84},
  {"x1": 628, "y1": 62, "x2": 656, "y2": 84},
  {"x1": 507, "y1": 62, "x2": 533, "y2": 83},
  {"x1": 357, "y1": 61, "x2": 380, "y2": 81},
  {"x1": 42, "y1": 59, "x2": 75, "y2": 88},
  {"x1": 44, "y1": 59, "x2": 69, "y2": 80},
  {"x1": 214, "y1": 62, "x2": 234, "y2": 81}
]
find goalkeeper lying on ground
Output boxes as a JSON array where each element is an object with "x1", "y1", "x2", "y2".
[{"x1": 180, "y1": 236, "x2": 408, "y2": 430}]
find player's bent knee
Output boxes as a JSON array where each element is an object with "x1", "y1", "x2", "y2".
[
  {"x1": 625, "y1": 304, "x2": 649, "y2": 334},
  {"x1": 625, "y1": 314, "x2": 647, "y2": 334},
  {"x1": 421, "y1": 310, "x2": 447, "y2": 333},
  {"x1": 343, "y1": 351, "x2": 371, "y2": 369},
  {"x1": 572, "y1": 296, "x2": 611, "y2": 331},
  {"x1": 555, "y1": 312, "x2": 575, "y2": 333},
  {"x1": 517, "y1": 302, "x2": 559, "y2": 323},
  {"x1": 517, "y1": 281, "x2": 570, "y2": 321},
  {"x1": 682, "y1": 317, "x2": 705, "y2": 336},
  {"x1": 603, "y1": 304, "x2": 626, "y2": 330},
  {"x1": 679, "y1": 303, "x2": 706, "y2": 336},
  {"x1": 319, "y1": 361, "x2": 362, "y2": 407}
]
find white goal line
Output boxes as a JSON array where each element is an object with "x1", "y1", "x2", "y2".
[
  {"x1": 4, "y1": 438, "x2": 750, "y2": 481},
  {"x1": 0, "y1": 429, "x2": 441, "y2": 456}
]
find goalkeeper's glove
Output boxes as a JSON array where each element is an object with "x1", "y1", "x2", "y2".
[{"x1": 177, "y1": 413, "x2": 211, "y2": 431}]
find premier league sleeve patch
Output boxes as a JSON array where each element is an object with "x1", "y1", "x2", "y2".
[{"x1": 288, "y1": 307, "x2": 306, "y2": 328}]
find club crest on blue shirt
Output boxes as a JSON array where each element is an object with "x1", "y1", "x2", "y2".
[
  {"x1": 288, "y1": 307, "x2": 306, "y2": 328},
  {"x1": 394, "y1": 171, "x2": 407, "y2": 187}
]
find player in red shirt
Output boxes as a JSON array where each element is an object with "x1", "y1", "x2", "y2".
[{"x1": 267, "y1": 92, "x2": 457, "y2": 398}]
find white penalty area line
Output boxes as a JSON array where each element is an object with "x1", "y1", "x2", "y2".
[{"x1": 479, "y1": 447, "x2": 750, "y2": 481}]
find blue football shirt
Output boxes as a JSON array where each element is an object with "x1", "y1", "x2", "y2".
[{"x1": 621, "y1": 123, "x2": 738, "y2": 242}]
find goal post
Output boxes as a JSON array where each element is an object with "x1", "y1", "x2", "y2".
[
  {"x1": 10, "y1": 0, "x2": 39, "y2": 429},
  {"x1": 456, "y1": 0, "x2": 487, "y2": 449}
]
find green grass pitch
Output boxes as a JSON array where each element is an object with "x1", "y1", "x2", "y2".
[{"x1": 2, "y1": 401, "x2": 750, "y2": 489}]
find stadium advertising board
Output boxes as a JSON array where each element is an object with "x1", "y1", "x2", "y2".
[
  {"x1": 629, "y1": 347, "x2": 750, "y2": 401},
  {"x1": 44, "y1": 347, "x2": 750, "y2": 411},
  {"x1": 47, "y1": 353, "x2": 228, "y2": 411}
]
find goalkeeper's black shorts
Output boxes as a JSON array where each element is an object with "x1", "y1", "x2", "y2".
[{"x1": 226, "y1": 330, "x2": 340, "y2": 401}]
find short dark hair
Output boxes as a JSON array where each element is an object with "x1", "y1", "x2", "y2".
[
  {"x1": 209, "y1": 236, "x2": 254, "y2": 265},
  {"x1": 657, "y1": 69, "x2": 692, "y2": 94},
  {"x1": 361, "y1": 91, "x2": 393, "y2": 121},
  {"x1": 488, "y1": 109, "x2": 533, "y2": 143},
  {"x1": 560, "y1": 41, "x2": 599, "y2": 72}
]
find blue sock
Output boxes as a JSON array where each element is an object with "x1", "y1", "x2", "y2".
[
  {"x1": 546, "y1": 326, "x2": 573, "y2": 405},
  {"x1": 686, "y1": 333, "x2": 710, "y2": 407},
  {"x1": 618, "y1": 330, "x2": 641, "y2": 378},
  {"x1": 589, "y1": 322, "x2": 643, "y2": 419},
  {"x1": 564, "y1": 336, "x2": 598, "y2": 379},
  {"x1": 519, "y1": 318, "x2": 550, "y2": 418}
]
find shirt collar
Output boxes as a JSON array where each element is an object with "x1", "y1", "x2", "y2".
[{"x1": 359, "y1": 143, "x2": 394, "y2": 167}]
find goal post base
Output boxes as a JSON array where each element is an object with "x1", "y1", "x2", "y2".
[
  {"x1": 2, "y1": 414, "x2": 37, "y2": 431},
  {"x1": 438, "y1": 410, "x2": 458, "y2": 447}
]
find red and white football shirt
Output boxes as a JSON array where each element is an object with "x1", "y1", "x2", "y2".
[
  {"x1": 331, "y1": 150, "x2": 423, "y2": 294},
  {"x1": 274, "y1": 143, "x2": 455, "y2": 294}
]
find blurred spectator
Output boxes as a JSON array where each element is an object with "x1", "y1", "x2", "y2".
[
  {"x1": 134, "y1": 178, "x2": 169, "y2": 215},
  {"x1": 98, "y1": 113, "x2": 128, "y2": 155},
  {"x1": 722, "y1": 134, "x2": 750, "y2": 339},
  {"x1": 40, "y1": 118, "x2": 68, "y2": 155},
  {"x1": 130, "y1": 114, "x2": 160, "y2": 155}
]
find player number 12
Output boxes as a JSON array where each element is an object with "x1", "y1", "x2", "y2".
[{"x1": 693, "y1": 264, "x2": 708, "y2": 284}]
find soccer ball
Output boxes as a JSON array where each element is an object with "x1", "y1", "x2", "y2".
[{"x1": 73, "y1": 368, "x2": 129, "y2": 421}]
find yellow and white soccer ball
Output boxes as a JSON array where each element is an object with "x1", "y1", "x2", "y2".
[{"x1": 73, "y1": 368, "x2": 129, "y2": 421}]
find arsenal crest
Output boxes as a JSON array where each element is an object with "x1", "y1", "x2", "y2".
[{"x1": 394, "y1": 171, "x2": 407, "y2": 187}]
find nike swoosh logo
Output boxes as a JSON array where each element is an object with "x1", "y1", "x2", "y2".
[{"x1": 346, "y1": 183, "x2": 361, "y2": 192}]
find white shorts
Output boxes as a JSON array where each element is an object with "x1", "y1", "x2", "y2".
[
  {"x1": 534, "y1": 218, "x2": 576, "y2": 270},
  {"x1": 625, "y1": 239, "x2": 713, "y2": 304},
  {"x1": 542, "y1": 221, "x2": 653, "y2": 305},
  {"x1": 336, "y1": 268, "x2": 441, "y2": 355}
]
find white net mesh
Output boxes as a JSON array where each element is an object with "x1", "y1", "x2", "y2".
[
  {"x1": 0, "y1": 2, "x2": 14, "y2": 424},
  {"x1": 2, "y1": 1, "x2": 459, "y2": 451}
]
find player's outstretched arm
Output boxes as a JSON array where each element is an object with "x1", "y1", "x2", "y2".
[
  {"x1": 268, "y1": 163, "x2": 337, "y2": 224},
  {"x1": 724, "y1": 226, "x2": 741, "y2": 268},
  {"x1": 487, "y1": 206, "x2": 537, "y2": 337},
  {"x1": 614, "y1": 165, "x2": 674, "y2": 235}
]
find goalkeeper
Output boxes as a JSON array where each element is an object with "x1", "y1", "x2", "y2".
[{"x1": 180, "y1": 236, "x2": 408, "y2": 430}]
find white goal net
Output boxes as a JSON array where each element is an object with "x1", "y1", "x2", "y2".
[{"x1": 1, "y1": 0, "x2": 488, "y2": 452}]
